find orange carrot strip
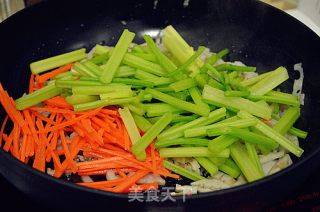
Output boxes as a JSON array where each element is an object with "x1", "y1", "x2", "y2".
[
  {"x1": 19, "y1": 133, "x2": 28, "y2": 163},
  {"x1": 12, "y1": 124, "x2": 21, "y2": 159},
  {"x1": 23, "y1": 110, "x2": 40, "y2": 145},
  {"x1": 29, "y1": 74, "x2": 35, "y2": 94},
  {"x1": 112, "y1": 170, "x2": 150, "y2": 193},
  {"x1": 76, "y1": 157, "x2": 123, "y2": 169},
  {"x1": 29, "y1": 107, "x2": 75, "y2": 114},
  {"x1": 78, "y1": 170, "x2": 108, "y2": 176},
  {"x1": 34, "y1": 74, "x2": 44, "y2": 88},
  {"x1": 36, "y1": 63, "x2": 74, "y2": 83},
  {"x1": 0, "y1": 115, "x2": 8, "y2": 147},
  {"x1": 44, "y1": 96, "x2": 73, "y2": 109},
  {"x1": 33, "y1": 111, "x2": 57, "y2": 126},
  {"x1": 59, "y1": 130, "x2": 77, "y2": 173},
  {"x1": 33, "y1": 119, "x2": 47, "y2": 172},
  {"x1": 39, "y1": 107, "x2": 101, "y2": 133},
  {"x1": 3, "y1": 125, "x2": 15, "y2": 152},
  {"x1": 150, "y1": 142, "x2": 157, "y2": 175}
]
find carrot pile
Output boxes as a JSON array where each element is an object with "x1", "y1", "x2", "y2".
[{"x1": 0, "y1": 66, "x2": 179, "y2": 193}]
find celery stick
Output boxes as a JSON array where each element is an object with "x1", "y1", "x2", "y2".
[
  {"x1": 249, "y1": 67, "x2": 289, "y2": 96},
  {"x1": 132, "y1": 44, "x2": 145, "y2": 53},
  {"x1": 214, "y1": 64, "x2": 256, "y2": 72},
  {"x1": 146, "y1": 88, "x2": 210, "y2": 117},
  {"x1": 79, "y1": 76, "x2": 99, "y2": 81},
  {"x1": 122, "y1": 103, "x2": 146, "y2": 116},
  {"x1": 100, "y1": 29, "x2": 135, "y2": 83},
  {"x1": 247, "y1": 95, "x2": 300, "y2": 107},
  {"x1": 134, "y1": 69, "x2": 159, "y2": 80},
  {"x1": 72, "y1": 85, "x2": 131, "y2": 95},
  {"x1": 55, "y1": 80, "x2": 104, "y2": 88},
  {"x1": 195, "y1": 157, "x2": 219, "y2": 176},
  {"x1": 245, "y1": 142, "x2": 265, "y2": 177},
  {"x1": 119, "y1": 107, "x2": 141, "y2": 145},
  {"x1": 122, "y1": 53, "x2": 167, "y2": 76},
  {"x1": 237, "y1": 110, "x2": 304, "y2": 157},
  {"x1": 82, "y1": 61, "x2": 103, "y2": 76},
  {"x1": 73, "y1": 97, "x2": 135, "y2": 112},
  {"x1": 207, "y1": 127, "x2": 279, "y2": 150},
  {"x1": 208, "y1": 78, "x2": 224, "y2": 90},
  {"x1": 171, "y1": 114, "x2": 199, "y2": 123},
  {"x1": 112, "y1": 78, "x2": 154, "y2": 87},
  {"x1": 266, "y1": 90, "x2": 298, "y2": 101},
  {"x1": 169, "y1": 78, "x2": 197, "y2": 92},
  {"x1": 167, "y1": 91, "x2": 189, "y2": 101},
  {"x1": 208, "y1": 157, "x2": 227, "y2": 167},
  {"x1": 219, "y1": 160, "x2": 241, "y2": 178},
  {"x1": 208, "y1": 135, "x2": 239, "y2": 156},
  {"x1": 188, "y1": 87, "x2": 210, "y2": 111},
  {"x1": 194, "y1": 73, "x2": 207, "y2": 87},
  {"x1": 114, "y1": 65, "x2": 136, "y2": 78},
  {"x1": 201, "y1": 48, "x2": 230, "y2": 69},
  {"x1": 273, "y1": 107, "x2": 300, "y2": 135},
  {"x1": 131, "y1": 112, "x2": 152, "y2": 132},
  {"x1": 205, "y1": 64, "x2": 225, "y2": 84},
  {"x1": 144, "y1": 35, "x2": 177, "y2": 73},
  {"x1": 100, "y1": 89, "x2": 133, "y2": 99},
  {"x1": 51, "y1": 71, "x2": 73, "y2": 80},
  {"x1": 131, "y1": 53, "x2": 157, "y2": 62},
  {"x1": 73, "y1": 62, "x2": 99, "y2": 78},
  {"x1": 155, "y1": 138, "x2": 210, "y2": 148},
  {"x1": 145, "y1": 103, "x2": 187, "y2": 117},
  {"x1": 168, "y1": 46, "x2": 206, "y2": 78},
  {"x1": 94, "y1": 44, "x2": 110, "y2": 56},
  {"x1": 131, "y1": 112, "x2": 172, "y2": 161},
  {"x1": 65, "y1": 94, "x2": 99, "y2": 105},
  {"x1": 158, "y1": 107, "x2": 226, "y2": 141},
  {"x1": 202, "y1": 85, "x2": 271, "y2": 119},
  {"x1": 88, "y1": 52, "x2": 109, "y2": 65},
  {"x1": 230, "y1": 141, "x2": 264, "y2": 182},
  {"x1": 30, "y1": 48, "x2": 87, "y2": 74},
  {"x1": 159, "y1": 147, "x2": 230, "y2": 158},
  {"x1": 224, "y1": 90, "x2": 250, "y2": 97},
  {"x1": 288, "y1": 127, "x2": 308, "y2": 139},
  {"x1": 238, "y1": 71, "x2": 273, "y2": 87},
  {"x1": 163, "y1": 160, "x2": 205, "y2": 181},
  {"x1": 273, "y1": 102, "x2": 279, "y2": 115},
  {"x1": 184, "y1": 117, "x2": 256, "y2": 138},
  {"x1": 15, "y1": 83, "x2": 61, "y2": 110},
  {"x1": 154, "y1": 86, "x2": 175, "y2": 93}
]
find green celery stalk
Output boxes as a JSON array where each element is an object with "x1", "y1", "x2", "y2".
[
  {"x1": 159, "y1": 147, "x2": 230, "y2": 158},
  {"x1": 131, "y1": 53, "x2": 157, "y2": 62},
  {"x1": 88, "y1": 52, "x2": 110, "y2": 65},
  {"x1": 114, "y1": 65, "x2": 136, "y2": 78},
  {"x1": 208, "y1": 78, "x2": 224, "y2": 90},
  {"x1": 266, "y1": 90, "x2": 299, "y2": 101},
  {"x1": 205, "y1": 64, "x2": 225, "y2": 84},
  {"x1": 122, "y1": 53, "x2": 167, "y2": 76},
  {"x1": 65, "y1": 94, "x2": 99, "y2": 105},
  {"x1": 100, "y1": 29, "x2": 135, "y2": 83},
  {"x1": 230, "y1": 141, "x2": 264, "y2": 182},
  {"x1": 154, "y1": 138, "x2": 210, "y2": 149},
  {"x1": 288, "y1": 127, "x2": 308, "y2": 139},
  {"x1": 238, "y1": 71, "x2": 273, "y2": 87},
  {"x1": 131, "y1": 112, "x2": 172, "y2": 161},
  {"x1": 131, "y1": 44, "x2": 145, "y2": 53},
  {"x1": 82, "y1": 61, "x2": 103, "y2": 76},
  {"x1": 168, "y1": 78, "x2": 197, "y2": 92},
  {"x1": 145, "y1": 103, "x2": 187, "y2": 117},
  {"x1": 184, "y1": 117, "x2": 256, "y2": 138},
  {"x1": 208, "y1": 135, "x2": 239, "y2": 156},
  {"x1": 15, "y1": 83, "x2": 61, "y2": 110},
  {"x1": 224, "y1": 90, "x2": 250, "y2": 97},
  {"x1": 157, "y1": 107, "x2": 226, "y2": 141},
  {"x1": 214, "y1": 64, "x2": 256, "y2": 72},
  {"x1": 134, "y1": 69, "x2": 159, "y2": 80},
  {"x1": 144, "y1": 35, "x2": 177, "y2": 73},
  {"x1": 100, "y1": 89, "x2": 133, "y2": 99},
  {"x1": 73, "y1": 97, "x2": 135, "y2": 112},
  {"x1": 112, "y1": 78, "x2": 154, "y2": 88},
  {"x1": 122, "y1": 103, "x2": 146, "y2": 116},
  {"x1": 131, "y1": 112, "x2": 152, "y2": 132},
  {"x1": 195, "y1": 157, "x2": 219, "y2": 176},
  {"x1": 245, "y1": 142, "x2": 265, "y2": 177},
  {"x1": 73, "y1": 62, "x2": 99, "y2": 78},
  {"x1": 146, "y1": 88, "x2": 210, "y2": 117},
  {"x1": 72, "y1": 85, "x2": 131, "y2": 95},
  {"x1": 118, "y1": 107, "x2": 141, "y2": 145},
  {"x1": 30, "y1": 48, "x2": 87, "y2": 74},
  {"x1": 249, "y1": 67, "x2": 289, "y2": 96},
  {"x1": 163, "y1": 160, "x2": 205, "y2": 181},
  {"x1": 94, "y1": 44, "x2": 110, "y2": 56},
  {"x1": 55, "y1": 80, "x2": 104, "y2": 88},
  {"x1": 201, "y1": 48, "x2": 230, "y2": 69},
  {"x1": 237, "y1": 110, "x2": 304, "y2": 157},
  {"x1": 218, "y1": 159, "x2": 242, "y2": 178},
  {"x1": 188, "y1": 86, "x2": 211, "y2": 112},
  {"x1": 273, "y1": 107, "x2": 300, "y2": 135},
  {"x1": 246, "y1": 95, "x2": 300, "y2": 107},
  {"x1": 202, "y1": 85, "x2": 271, "y2": 120}
]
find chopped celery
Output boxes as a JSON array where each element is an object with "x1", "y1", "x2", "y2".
[
  {"x1": 118, "y1": 107, "x2": 141, "y2": 145},
  {"x1": 72, "y1": 85, "x2": 131, "y2": 95},
  {"x1": 157, "y1": 107, "x2": 226, "y2": 141},
  {"x1": 131, "y1": 112, "x2": 172, "y2": 161},
  {"x1": 288, "y1": 127, "x2": 308, "y2": 139},
  {"x1": 214, "y1": 64, "x2": 256, "y2": 72},
  {"x1": 131, "y1": 53, "x2": 157, "y2": 62},
  {"x1": 163, "y1": 160, "x2": 205, "y2": 181},
  {"x1": 204, "y1": 64, "x2": 225, "y2": 84},
  {"x1": 146, "y1": 88, "x2": 210, "y2": 117},
  {"x1": 145, "y1": 103, "x2": 187, "y2": 117},
  {"x1": 154, "y1": 138, "x2": 210, "y2": 149},
  {"x1": 208, "y1": 135, "x2": 239, "y2": 156},
  {"x1": 30, "y1": 48, "x2": 87, "y2": 74},
  {"x1": 195, "y1": 157, "x2": 219, "y2": 176},
  {"x1": 122, "y1": 53, "x2": 167, "y2": 76},
  {"x1": 100, "y1": 29, "x2": 135, "y2": 83},
  {"x1": 273, "y1": 107, "x2": 300, "y2": 135},
  {"x1": 114, "y1": 65, "x2": 136, "y2": 78},
  {"x1": 238, "y1": 71, "x2": 273, "y2": 87},
  {"x1": 202, "y1": 85, "x2": 271, "y2": 120},
  {"x1": 224, "y1": 90, "x2": 250, "y2": 97},
  {"x1": 237, "y1": 110, "x2": 304, "y2": 157},
  {"x1": 15, "y1": 83, "x2": 61, "y2": 110},
  {"x1": 134, "y1": 69, "x2": 159, "y2": 80},
  {"x1": 112, "y1": 78, "x2": 154, "y2": 87},
  {"x1": 131, "y1": 44, "x2": 145, "y2": 53},
  {"x1": 168, "y1": 78, "x2": 197, "y2": 92},
  {"x1": 94, "y1": 44, "x2": 110, "y2": 56},
  {"x1": 247, "y1": 95, "x2": 300, "y2": 107},
  {"x1": 266, "y1": 90, "x2": 299, "y2": 101},
  {"x1": 159, "y1": 147, "x2": 230, "y2": 158},
  {"x1": 201, "y1": 48, "x2": 230, "y2": 68},
  {"x1": 82, "y1": 61, "x2": 103, "y2": 76},
  {"x1": 245, "y1": 142, "x2": 265, "y2": 177},
  {"x1": 249, "y1": 67, "x2": 289, "y2": 96},
  {"x1": 55, "y1": 80, "x2": 104, "y2": 88},
  {"x1": 100, "y1": 89, "x2": 133, "y2": 99},
  {"x1": 188, "y1": 86, "x2": 210, "y2": 112},
  {"x1": 65, "y1": 94, "x2": 99, "y2": 105},
  {"x1": 131, "y1": 112, "x2": 152, "y2": 132},
  {"x1": 218, "y1": 159, "x2": 241, "y2": 178},
  {"x1": 230, "y1": 141, "x2": 264, "y2": 182},
  {"x1": 122, "y1": 103, "x2": 146, "y2": 116},
  {"x1": 73, "y1": 62, "x2": 99, "y2": 78}
]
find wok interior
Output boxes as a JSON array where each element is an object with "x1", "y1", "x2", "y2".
[{"x1": 0, "y1": 0, "x2": 320, "y2": 207}]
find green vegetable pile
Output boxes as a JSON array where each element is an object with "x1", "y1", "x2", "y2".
[{"x1": 15, "y1": 25, "x2": 308, "y2": 184}]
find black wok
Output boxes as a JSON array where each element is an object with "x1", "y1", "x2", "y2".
[{"x1": 0, "y1": 0, "x2": 320, "y2": 211}]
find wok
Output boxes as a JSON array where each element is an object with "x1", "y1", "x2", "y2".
[{"x1": 0, "y1": 0, "x2": 320, "y2": 211}]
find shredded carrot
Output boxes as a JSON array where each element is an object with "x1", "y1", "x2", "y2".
[
  {"x1": 0, "y1": 115, "x2": 8, "y2": 147},
  {"x1": 36, "y1": 63, "x2": 74, "y2": 83},
  {"x1": 112, "y1": 170, "x2": 150, "y2": 193},
  {"x1": 29, "y1": 74, "x2": 35, "y2": 94}
]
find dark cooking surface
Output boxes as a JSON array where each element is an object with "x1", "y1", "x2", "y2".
[{"x1": 2, "y1": 166, "x2": 320, "y2": 212}]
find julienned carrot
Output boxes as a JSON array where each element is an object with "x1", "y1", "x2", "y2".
[
  {"x1": 0, "y1": 115, "x2": 8, "y2": 147},
  {"x1": 44, "y1": 96, "x2": 73, "y2": 109},
  {"x1": 36, "y1": 63, "x2": 74, "y2": 83},
  {"x1": 112, "y1": 170, "x2": 150, "y2": 193},
  {"x1": 29, "y1": 74, "x2": 35, "y2": 94}
]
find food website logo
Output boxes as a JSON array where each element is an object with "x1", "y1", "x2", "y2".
[{"x1": 128, "y1": 187, "x2": 190, "y2": 202}]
